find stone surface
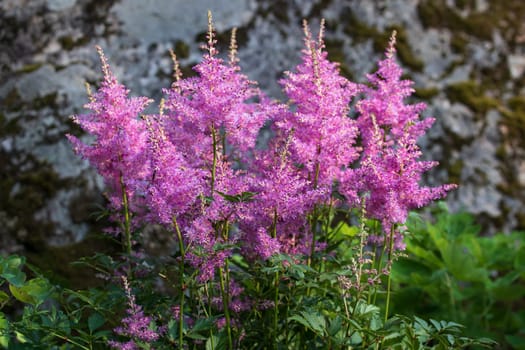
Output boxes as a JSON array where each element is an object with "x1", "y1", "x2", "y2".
[{"x1": 1, "y1": 0, "x2": 525, "y2": 256}]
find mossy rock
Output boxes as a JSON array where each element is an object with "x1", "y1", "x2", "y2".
[
  {"x1": 418, "y1": 0, "x2": 525, "y2": 46},
  {"x1": 414, "y1": 87, "x2": 440, "y2": 100},
  {"x1": 341, "y1": 9, "x2": 423, "y2": 72},
  {"x1": 445, "y1": 81, "x2": 499, "y2": 114},
  {"x1": 501, "y1": 96, "x2": 525, "y2": 140}
]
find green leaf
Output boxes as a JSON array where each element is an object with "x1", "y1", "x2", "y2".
[
  {"x1": 330, "y1": 222, "x2": 359, "y2": 239},
  {"x1": 0, "y1": 312, "x2": 9, "y2": 348},
  {"x1": 0, "y1": 256, "x2": 26, "y2": 287},
  {"x1": 206, "y1": 332, "x2": 227, "y2": 350},
  {"x1": 504, "y1": 334, "x2": 525, "y2": 349},
  {"x1": 9, "y1": 277, "x2": 52, "y2": 305},
  {"x1": 206, "y1": 334, "x2": 220, "y2": 350},
  {"x1": 327, "y1": 316, "x2": 342, "y2": 337},
  {"x1": 9, "y1": 284, "x2": 33, "y2": 304},
  {"x1": 88, "y1": 313, "x2": 105, "y2": 333},
  {"x1": 289, "y1": 310, "x2": 326, "y2": 334},
  {"x1": 215, "y1": 191, "x2": 256, "y2": 203},
  {"x1": 514, "y1": 245, "x2": 525, "y2": 271},
  {"x1": 15, "y1": 331, "x2": 28, "y2": 344},
  {"x1": 489, "y1": 270, "x2": 525, "y2": 301},
  {"x1": 0, "y1": 291, "x2": 9, "y2": 306},
  {"x1": 187, "y1": 318, "x2": 215, "y2": 340},
  {"x1": 406, "y1": 244, "x2": 443, "y2": 270},
  {"x1": 0, "y1": 256, "x2": 25, "y2": 274},
  {"x1": 429, "y1": 319, "x2": 441, "y2": 331}
]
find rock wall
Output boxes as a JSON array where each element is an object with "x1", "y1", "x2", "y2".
[{"x1": 1, "y1": 0, "x2": 525, "y2": 256}]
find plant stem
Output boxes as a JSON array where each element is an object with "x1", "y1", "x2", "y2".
[
  {"x1": 354, "y1": 204, "x2": 368, "y2": 310},
  {"x1": 271, "y1": 210, "x2": 279, "y2": 348},
  {"x1": 119, "y1": 174, "x2": 132, "y2": 255},
  {"x1": 219, "y1": 265, "x2": 233, "y2": 350},
  {"x1": 210, "y1": 124, "x2": 218, "y2": 197},
  {"x1": 384, "y1": 227, "x2": 395, "y2": 323},
  {"x1": 173, "y1": 218, "x2": 185, "y2": 349},
  {"x1": 50, "y1": 332, "x2": 90, "y2": 350},
  {"x1": 204, "y1": 282, "x2": 215, "y2": 349}
]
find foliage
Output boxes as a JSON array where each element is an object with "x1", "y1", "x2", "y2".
[{"x1": 392, "y1": 202, "x2": 525, "y2": 349}]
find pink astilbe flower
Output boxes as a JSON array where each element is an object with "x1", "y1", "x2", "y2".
[
  {"x1": 163, "y1": 15, "x2": 271, "y2": 168},
  {"x1": 109, "y1": 277, "x2": 159, "y2": 350},
  {"x1": 67, "y1": 47, "x2": 152, "y2": 213},
  {"x1": 278, "y1": 20, "x2": 359, "y2": 190},
  {"x1": 341, "y1": 32, "x2": 456, "y2": 234},
  {"x1": 159, "y1": 14, "x2": 277, "y2": 280},
  {"x1": 242, "y1": 141, "x2": 325, "y2": 258},
  {"x1": 143, "y1": 114, "x2": 205, "y2": 226}
]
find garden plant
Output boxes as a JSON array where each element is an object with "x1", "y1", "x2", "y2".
[{"x1": 0, "y1": 13, "x2": 510, "y2": 349}]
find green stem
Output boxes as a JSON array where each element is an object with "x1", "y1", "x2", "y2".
[
  {"x1": 353, "y1": 206, "x2": 368, "y2": 310},
  {"x1": 308, "y1": 145, "x2": 321, "y2": 267},
  {"x1": 308, "y1": 207, "x2": 319, "y2": 268},
  {"x1": 218, "y1": 219, "x2": 233, "y2": 349},
  {"x1": 219, "y1": 265, "x2": 233, "y2": 350},
  {"x1": 271, "y1": 209, "x2": 279, "y2": 348},
  {"x1": 119, "y1": 174, "x2": 132, "y2": 255},
  {"x1": 50, "y1": 331, "x2": 90, "y2": 350},
  {"x1": 368, "y1": 242, "x2": 378, "y2": 305},
  {"x1": 174, "y1": 218, "x2": 185, "y2": 349},
  {"x1": 384, "y1": 227, "x2": 395, "y2": 323},
  {"x1": 205, "y1": 282, "x2": 215, "y2": 350},
  {"x1": 211, "y1": 124, "x2": 218, "y2": 197}
]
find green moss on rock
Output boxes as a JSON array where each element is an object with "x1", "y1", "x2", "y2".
[
  {"x1": 341, "y1": 10, "x2": 423, "y2": 72},
  {"x1": 4, "y1": 89, "x2": 23, "y2": 111},
  {"x1": 324, "y1": 38, "x2": 354, "y2": 80},
  {"x1": 448, "y1": 159, "x2": 464, "y2": 184},
  {"x1": 174, "y1": 40, "x2": 190, "y2": 59},
  {"x1": 414, "y1": 87, "x2": 440, "y2": 100},
  {"x1": 16, "y1": 63, "x2": 44, "y2": 75},
  {"x1": 501, "y1": 96, "x2": 525, "y2": 140},
  {"x1": 418, "y1": 0, "x2": 525, "y2": 45},
  {"x1": 445, "y1": 80, "x2": 499, "y2": 114}
]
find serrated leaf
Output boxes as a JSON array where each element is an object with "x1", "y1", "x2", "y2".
[
  {"x1": 215, "y1": 191, "x2": 256, "y2": 203},
  {"x1": 327, "y1": 316, "x2": 342, "y2": 336},
  {"x1": 429, "y1": 319, "x2": 441, "y2": 331},
  {"x1": 289, "y1": 313, "x2": 325, "y2": 334}
]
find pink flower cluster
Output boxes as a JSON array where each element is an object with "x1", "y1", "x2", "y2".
[
  {"x1": 68, "y1": 22, "x2": 454, "y2": 275},
  {"x1": 108, "y1": 277, "x2": 159, "y2": 350}
]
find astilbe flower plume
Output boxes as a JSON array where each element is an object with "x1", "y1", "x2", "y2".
[
  {"x1": 243, "y1": 139, "x2": 325, "y2": 257},
  {"x1": 340, "y1": 32, "x2": 456, "y2": 236},
  {"x1": 278, "y1": 20, "x2": 359, "y2": 191},
  {"x1": 163, "y1": 14, "x2": 271, "y2": 167},
  {"x1": 238, "y1": 20, "x2": 362, "y2": 259},
  {"x1": 160, "y1": 13, "x2": 275, "y2": 280},
  {"x1": 67, "y1": 47, "x2": 152, "y2": 214},
  {"x1": 108, "y1": 277, "x2": 159, "y2": 350},
  {"x1": 142, "y1": 114, "x2": 205, "y2": 227}
]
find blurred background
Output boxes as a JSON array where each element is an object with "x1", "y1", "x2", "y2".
[{"x1": 1, "y1": 0, "x2": 524, "y2": 271}]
